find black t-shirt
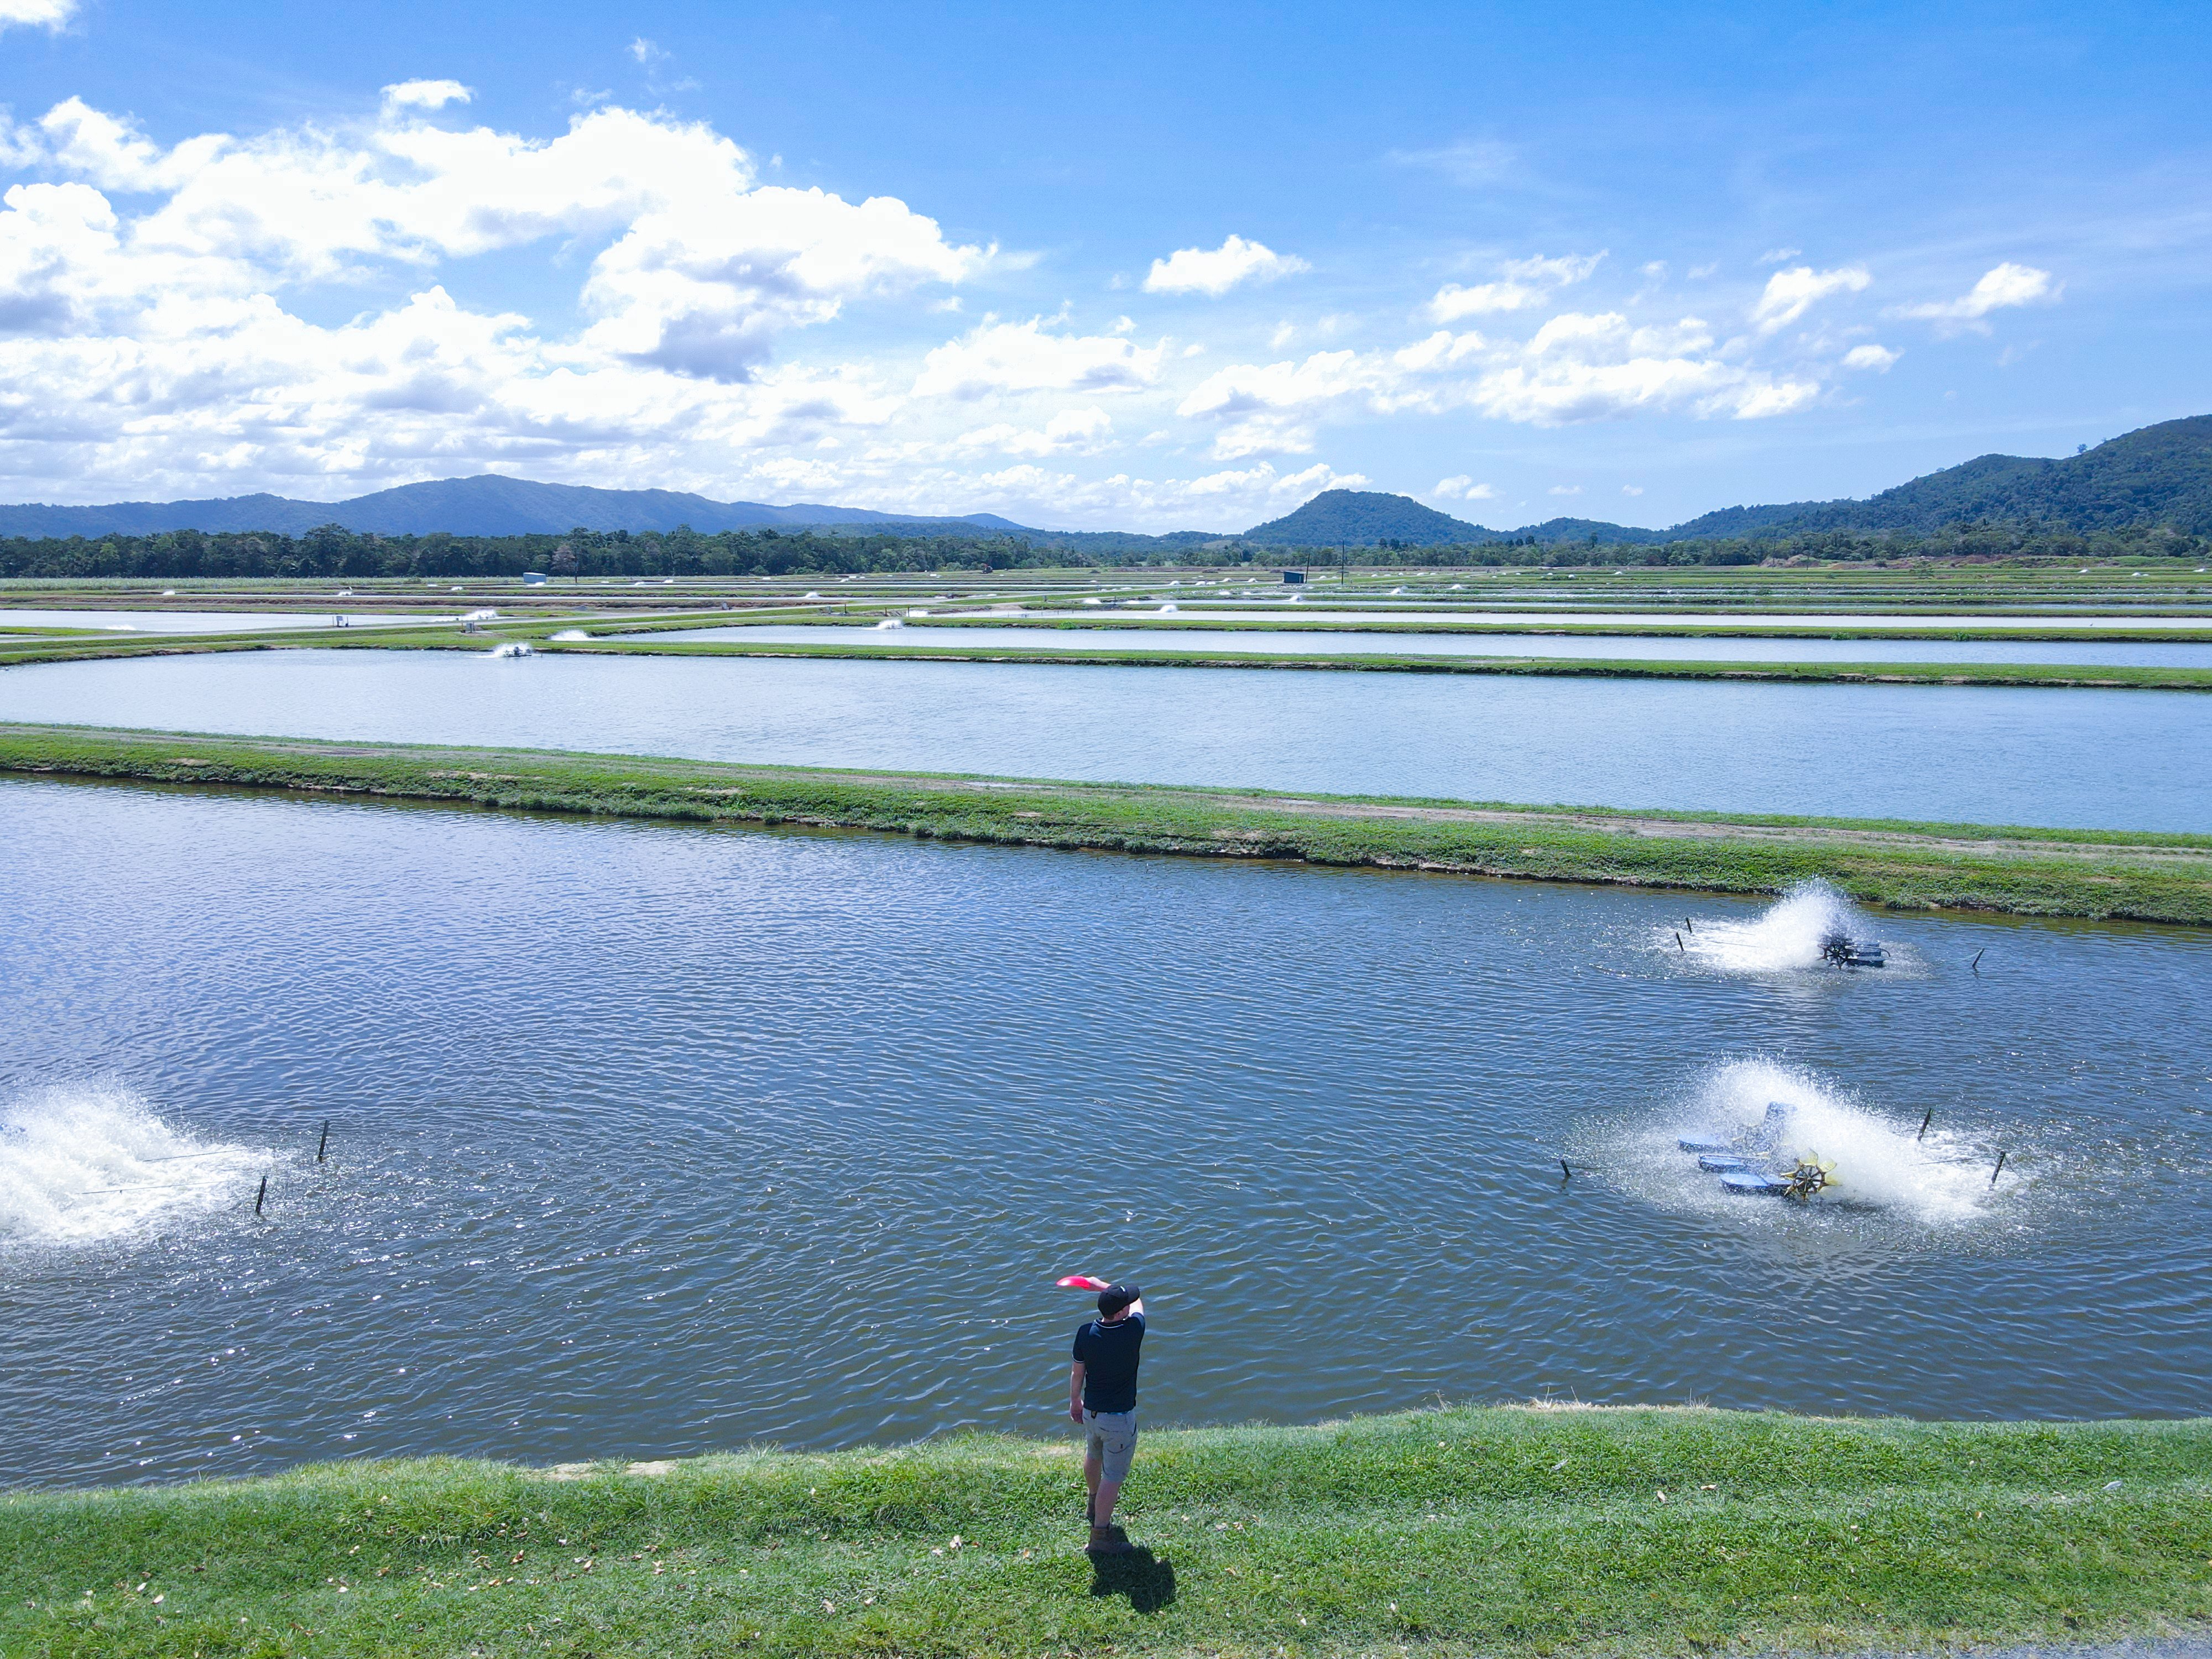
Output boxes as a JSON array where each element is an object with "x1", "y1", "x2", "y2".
[{"x1": 1072, "y1": 1312, "x2": 1146, "y2": 1413}]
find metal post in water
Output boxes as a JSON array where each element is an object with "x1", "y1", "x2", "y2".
[
  {"x1": 1675, "y1": 932, "x2": 1685, "y2": 952},
  {"x1": 1559, "y1": 1159, "x2": 1572, "y2": 1181},
  {"x1": 1685, "y1": 917, "x2": 1695, "y2": 933},
  {"x1": 317, "y1": 1121, "x2": 330, "y2": 1163},
  {"x1": 1917, "y1": 1107, "x2": 1934, "y2": 1142},
  {"x1": 1989, "y1": 1151, "x2": 2007, "y2": 1188},
  {"x1": 1971, "y1": 950, "x2": 1985, "y2": 974},
  {"x1": 254, "y1": 1175, "x2": 268, "y2": 1215}
]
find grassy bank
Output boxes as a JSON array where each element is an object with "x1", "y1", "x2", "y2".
[
  {"x1": 3, "y1": 1405, "x2": 2207, "y2": 1657},
  {"x1": 7, "y1": 617, "x2": 2212, "y2": 690},
  {"x1": 557, "y1": 634, "x2": 2212, "y2": 692},
  {"x1": 3, "y1": 724, "x2": 2208, "y2": 924}
]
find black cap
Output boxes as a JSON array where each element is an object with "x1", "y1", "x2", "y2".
[{"x1": 1097, "y1": 1282, "x2": 1140, "y2": 1317}]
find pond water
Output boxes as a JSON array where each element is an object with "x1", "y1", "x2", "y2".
[
  {"x1": 1, "y1": 648, "x2": 2206, "y2": 830},
  {"x1": 987, "y1": 606, "x2": 2212, "y2": 630},
  {"x1": 3, "y1": 778, "x2": 2207, "y2": 1487},
  {"x1": 0, "y1": 608, "x2": 449, "y2": 634},
  {"x1": 651, "y1": 623, "x2": 2212, "y2": 669}
]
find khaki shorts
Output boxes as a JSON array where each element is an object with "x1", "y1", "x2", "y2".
[{"x1": 1083, "y1": 1409, "x2": 1138, "y2": 1481}]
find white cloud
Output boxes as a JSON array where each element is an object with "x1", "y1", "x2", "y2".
[
  {"x1": 0, "y1": 92, "x2": 991, "y2": 501},
  {"x1": 1749, "y1": 265, "x2": 1871, "y2": 335},
  {"x1": 1893, "y1": 263, "x2": 2059, "y2": 332},
  {"x1": 1759, "y1": 247, "x2": 1802, "y2": 265},
  {"x1": 1142, "y1": 234, "x2": 1308, "y2": 297},
  {"x1": 0, "y1": 0, "x2": 74, "y2": 31},
  {"x1": 1431, "y1": 475, "x2": 1496, "y2": 500},
  {"x1": 952, "y1": 406, "x2": 1113, "y2": 457},
  {"x1": 912, "y1": 316, "x2": 1164, "y2": 398},
  {"x1": 629, "y1": 37, "x2": 667, "y2": 65},
  {"x1": 1430, "y1": 251, "x2": 1603, "y2": 322},
  {"x1": 1176, "y1": 305, "x2": 1818, "y2": 455},
  {"x1": 380, "y1": 80, "x2": 472, "y2": 112},
  {"x1": 1386, "y1": 139, "x2": 1519, "y2": 187},
  {"x1": 1841, "y1": 343, "x2": 1901, "y2": 371},
  {"x1": 1548, "y1": 484, "x2": 1582, "y2": 495},
  {"x1": 1621, "y1": 484, "x2": 1644, "y2": 495}
]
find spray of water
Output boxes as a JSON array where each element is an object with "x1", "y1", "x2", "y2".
[
  {"x1": 460, "y1": 608, "x2": 501, "y2": 623},
  {"x1": 1675, "y1": 880, "x2": 1899, "y2": 975},
  {"x1": 874, "y1": 618, "x2": 905, "y2": 630},
  {"x1": 1597, "y1": 1057, "x2": 2003, "y2": 1232},
  {"x1": 484, "y1": 641, "x2": 534, "y2": 659},
  {"x1": 550, "y1": 629, "x2": 589, "y2": 641},
  {"x1": 0, "y1": 1083, "x2": 262, "y2": 1246}
]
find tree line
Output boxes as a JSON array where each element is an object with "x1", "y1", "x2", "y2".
[{"x1": 2, "y1": 519, "x2": 2204, "y2": 581}]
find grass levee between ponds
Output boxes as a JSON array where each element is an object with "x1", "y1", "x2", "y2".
[
  {"x1": 6, "y1": 615, "x2": 2212, "y2": 690},
  {"x1": 2, "y1": 723, "x2": 2208, "y2": 924},
  {"x1": 4, "y1": 1406, "x2": 2208, "y2": 1658}
]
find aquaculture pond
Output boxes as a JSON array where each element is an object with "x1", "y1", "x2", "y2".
[
  {"x1": 2, "y1": 778, "x2": 2208, "y2": 1487},
  {"x1": 1, "y1": 648, "x2": 2207, "y2": 828},
  {"x1": 651, "y1": 622, "x2": 2212, "y2": 668}
]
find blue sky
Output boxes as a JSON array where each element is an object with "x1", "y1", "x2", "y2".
[{"x1": 1, "y1": 1, "x2": 2205, "y2": 530}]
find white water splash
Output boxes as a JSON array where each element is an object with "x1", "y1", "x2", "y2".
[
  {"x1": 550, "y1": 629, "x2": 589, "y2": 641},
  {"x1": 0, "y1": 1083, "x2": 263, "y2": 1246},
  {"x1": 1674, "y1": 880, "x2": 1900, "y2": 975},
  {"x1": 874, "y1": 617, "x2": 904, "y2": 630},
  {"x1": 1605, "y1": 1057, "x2": 2002, "y2": 1229},
  {"x1": 485, "y1": 641, "x2": 534, "y2": 659},
  {"x1": 460, "y1": 608, "x2": 501, "y2": 623}
]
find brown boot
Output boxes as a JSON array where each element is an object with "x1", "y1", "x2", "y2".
[{"x1": 1087, "y1": 1522, "x2": 1130, "y2": 1554}]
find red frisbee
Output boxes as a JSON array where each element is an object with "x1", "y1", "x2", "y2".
[{"x1": 1056, "y1": 1275, "x2": 1110, "y2": 1291}]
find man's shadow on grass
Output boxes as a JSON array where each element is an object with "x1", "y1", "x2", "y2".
[{"x1": 1088, "y1": 1545, "x2": 1176, "y2": 1613}]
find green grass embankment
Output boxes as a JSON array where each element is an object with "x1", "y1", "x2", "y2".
[
  {"x1": 4, "y1": 1406, "x2": 2207, "y2": 1658},
  {"x1": 552, "y1": 633, "x2": 2212, "y2": 691},
  {"x1": 4, "y1": 613, "x2": 2212, "y2": 689},
  {"x1": 3, "y1": 724, "x2": 2208, "y2": 924}
]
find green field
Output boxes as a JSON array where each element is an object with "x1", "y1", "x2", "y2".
[
  {"x1": 4, "y1": 1406, "x2": 2207, "y2": 1658},
  {"x1": 3, "y1": 724, "x2": 2208, "y2": 924}
]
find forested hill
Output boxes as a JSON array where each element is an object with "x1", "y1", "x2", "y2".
[
  {"x1": 1666, "y1": 415, "x2": 2212, "y2": 538},
  {"x1": 1241, "y1": 491, "x2": 1506, "y2": 547},
  {"x1": 0, "y1": 474, "x2": 1032, "y2": 539},
  {"x1": 1239, "y1": 416, "x2": 2212, "y2": 545}
]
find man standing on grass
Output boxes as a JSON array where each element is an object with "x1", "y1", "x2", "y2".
[{"x1": 1069, "y1": 1281, "x2": 1145, "y2": 1554}]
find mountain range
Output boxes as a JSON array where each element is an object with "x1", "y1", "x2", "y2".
[
  {"x1": 0, "y1": 474, "x2": 1028, "y2": 540},
  {"x1": 3, "y1": 415, "x2": 2205, "y2": 546},
  {"x1": 1244, "y1": 415, "x2": 2212, "y2": 545}
]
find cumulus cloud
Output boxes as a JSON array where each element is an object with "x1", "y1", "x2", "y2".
[
  {"x1": 1749, "y1": 265, "x2": 1871, "y2": 334},
  {"x1": 1841, "y1": 343, "x2": 1901, "y2": 371},
  {"x1": 1430, "y1": 251, "x2": 1603, "y2": 322},
  {"x1": 0, "y1": 0, "x2": 75, "y2": 30},
  {"x1": 1893, "y1": 263, "x2": 2058, "y2": 332},
  {"x1": 1176, "y1": 305, "x2": 1819, "y2": 455},
  {"x1": 381, "y1": 80, "x2": 472, "y2": 111},
  {"x1": 1142, "y1": 234, "x2": 1308, "y2": 297},
  {"x1": 0, "y1": 91, "x2": 990, "y2": 500},
  {"x1": 1431, "y1": 475, "x2": 1496, "y2": 501},
  {"x1": 912, "y1": 316, "x2": 1163, "y2": 398},
  {"x1": 952, "y1": 406, "x2": 1113, "y2": 457}
]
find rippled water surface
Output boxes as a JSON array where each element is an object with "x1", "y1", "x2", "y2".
[
  {"x1": 654, "y1": 622, "x2": 2212, "y2": 668},
  {"x1": 3, "y1": 778, "x2": 2209, "y2": 1486},
  {"x1": 2, "y1": 649, "x2": 2208, "y2": 828}
]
